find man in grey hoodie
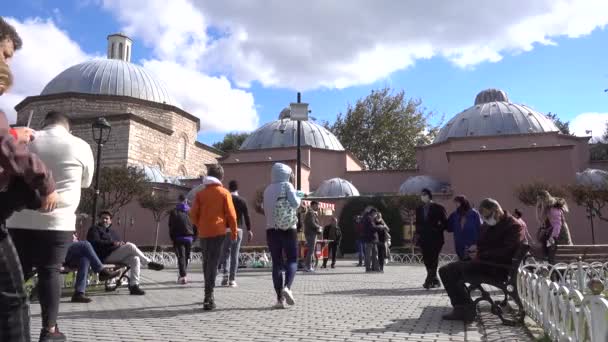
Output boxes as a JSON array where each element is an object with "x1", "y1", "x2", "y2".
[{"x1": 263, "y1": 163, "x2": 302, "y2": 309}]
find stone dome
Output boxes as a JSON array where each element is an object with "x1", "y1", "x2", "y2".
[
  {"x1": 576, "y1": 169, "x2": 608, "y2": 189},
  {"x1": 314, "y1": 178, "x2": 360, "y2": 198},
  {"x1": 399, "y1": 175, "x2": 449, "y2": 195},
  {"x1": 142, "y1": 165, "x2": 182, "y2": 185},
  {"x1": 434, "y1": 89, "x2": 559, "y2": 143},
  {"x1": 41, "y1": 59, "x2": 177, "y2": 106},
  {"x1": 240, "y1": 108, "x2": 344, "y2": 151}
]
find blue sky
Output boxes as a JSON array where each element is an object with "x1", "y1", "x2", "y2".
[{"x1": 3, "y1": 0, "x2": 608, "y2": 145}]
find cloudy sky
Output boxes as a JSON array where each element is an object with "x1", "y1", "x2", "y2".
[{"x1": 2, "y1": 0, "x2": 608, "y2": 144}]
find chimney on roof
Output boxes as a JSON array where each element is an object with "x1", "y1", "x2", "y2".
[{"x1": 107, "y1": 33, "x2": 132, "y2": 62}]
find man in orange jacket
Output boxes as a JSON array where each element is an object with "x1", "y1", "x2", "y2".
[{"x1": 189, "y1": 164, "x2": 237, "y2": 310}]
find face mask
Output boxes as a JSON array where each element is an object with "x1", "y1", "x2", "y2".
[
  {"x1": 0, "y1": 61, "x2": 13, "y2": 95},
  {"x1": 484, "y1": 217, "x2": 497, "y2": 226},
  {"x1": 421, "y1": 195, "x2": 430, "y2": 203},
  {"x1": 101, "y1": 222, "x2": 111, "y2": 228}
]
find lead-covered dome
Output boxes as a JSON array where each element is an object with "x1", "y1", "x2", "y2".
[
  {"x1": 314, "y1": 178, "x2": 360, "y2": 197},
  {"x1": 434, "y1": 89, "x2": 559, "y2": 144},
  {"x1": 240, "y1": 108, "x2": 344, "y2": 151},
  {"x1": 41, "y1": 59, "x2": 177, "y2": 106}
]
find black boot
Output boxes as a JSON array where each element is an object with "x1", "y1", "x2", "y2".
[
  {"x1": 203, "y1": 292, "x2": 216, "y2": 311},
  {"x1": 442, "y1": 305, "x2": 476, "y2": 323},
  {"x1": 129, "y1": 285, "x2": 146, "y2": 295}
]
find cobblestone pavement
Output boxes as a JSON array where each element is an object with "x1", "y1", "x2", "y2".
[{"x1": 29, "y1": 262, "x2": 532, "y2": 341}]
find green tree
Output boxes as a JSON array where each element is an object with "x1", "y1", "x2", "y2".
[
  {"x1": 515, "y1": 181, "x2": 566, "y2": 207},
  {"x1": 546, "y1": 112, "x2": 572, "y2": 135},
  {"x1": 139, "y1": 187, "x2": 174, "y2": 253},
  {"x1": 325, "y1": 87, "x2": 438, "y2": 170},
  {"x1": 590, "y1": 122, "x2": 608, "y2": 160},
  {"x1": 78, "y1": 166, "x2": 148, "y2": 217},
  {"x1": 212, "y1": 132, "x2": 250, "y2": 154}
]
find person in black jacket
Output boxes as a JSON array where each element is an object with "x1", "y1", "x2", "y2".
[
  {"x1": 220, "y1": 181, "x2": 252, "y2": 287},
  {"x1": 321, "y1": 216, "x2": 341, "y2": 269},
  {"x1": 169, "y1": 194, "x2": 196, "y2": 284},
  {"x1": 87, "y1": 211, "x2": 164, "y2": 295},
  {"x1": 362, "y1": 208, "x2": 384, "y2": 272},
  {"x1": 439, "y1": 198, "x2": 522, "y2": 323},
  {"x1": 415, "y1": 188, "x2": 448, "y2": 289}
]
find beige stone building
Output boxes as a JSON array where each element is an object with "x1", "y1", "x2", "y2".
[{"x1": 14, "y1": 33, "x2": 220, "y2": 179}]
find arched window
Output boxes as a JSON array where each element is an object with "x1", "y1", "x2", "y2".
[
  {"x1": 119, "y1": 43, "x2": 123, "y2": 59},
  {"x1": 111, "y1": 42, "x2": 115, "y2": 58},
  {"x1": 178, "y1": 136, "x2": 187, "y2": 159},
  {"x1": 178, "y1": 166, "x2": 187, "y2": 177},
  {"x1": 155, "y1": 160, "x2": 164, "y2": 172},
  {"x1": 126, "y1": 45, "x2": 130, "y2": 61}
]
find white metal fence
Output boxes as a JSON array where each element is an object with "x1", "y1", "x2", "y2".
[{"x1": 517, "y1": 259, "x2": 608, "y2": 342}]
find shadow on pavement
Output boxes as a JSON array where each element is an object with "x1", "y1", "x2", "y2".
[
  {"x1": 318, "y1": 287, "x2": 445, "y2": 297},
  {"x1": 351, "y1": 306, "x2": 465, "y2": 335}
]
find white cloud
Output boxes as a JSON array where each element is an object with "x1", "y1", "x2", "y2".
[
  {"x1": 101, "y1": 0, "x2": 608, "y2": 90},
  {"x1": 570, "y1": 112, "x2": 608, "y2": 141},
  {"x1": 0, "y1": 17, "x2": 91, "y2": 122},
  {"x1": 142, "y1": 59, "x2": 258, "y2": 132}
]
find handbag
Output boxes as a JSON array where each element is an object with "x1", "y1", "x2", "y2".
[
  {"x1": 272, "y1": 184, "x2": 297, "y2": 230},
  {"x1": 535, "y1": 226, "x2": 551, "y2": 244}
]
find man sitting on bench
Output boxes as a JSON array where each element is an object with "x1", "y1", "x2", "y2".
[
  {"x1": 65, "y1": 234, "x2": 121, "y2": 303},
  {"x1": 439, "y1": 198, "x2": 522, "y2": 323},
  {"x1": 87, "y1": 211, "x2": 164, "y2": 295}
]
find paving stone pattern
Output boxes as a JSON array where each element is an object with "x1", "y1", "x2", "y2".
[{"x1": 29, "y1": 262, "x2": 532, "y2": 341}]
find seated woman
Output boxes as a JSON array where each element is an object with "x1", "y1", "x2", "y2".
[{"x1": 447, "y1": 195, "x2": 481, "y2": 261}]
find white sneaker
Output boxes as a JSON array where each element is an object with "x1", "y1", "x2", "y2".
[
  {"x1": 272, "y1": 299, "x2": 286, "y2": 309},
  {"x1": 229, "y1": 280, "x2": 237, "y2": 288},
  {"x1": 281, "y1": 287, "x2": 295, "y2": 306}
]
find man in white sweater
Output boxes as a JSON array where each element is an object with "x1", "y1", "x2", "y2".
[{"x1": 7, "y1": 111, "x2": 94, "y2": 342}]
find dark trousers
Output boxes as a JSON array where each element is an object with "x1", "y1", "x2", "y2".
[
  {"x1": 174, "y1": 240, "x2": 192, "y2": 278},
  {"x1": 200, "y1": 235, "x2": 225, "y2": 295},
  {"x1": 0, "y1": 224, "x2": 30, "y2": 342},
  {"x1": 267, "y1": 229, "x2": 298, "y2": 300},
  {"x1": 421, "y1": 242, "x2": 442, "y2": 282},
  {"x1": 8, "y1": 228, "x2": 71, "y2": 330},
  {"x1": 377, "y1": 242, "x2": 386, "y2": 271},
  {"x1": 356, "y1": 239, "x2": 365, "y2": 265},
  {"x1": 322, "y1": 241, "x2": 339, "y2": 267},
  {"x1": 439, "y1": 261, "x2": 507, "y2": 307}
]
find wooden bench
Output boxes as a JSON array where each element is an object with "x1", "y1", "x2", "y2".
[
  {"x1": 551, "y1": 244, "x2": 608, "y2": 264},
  {"x1": 61, "y1": 263, "x2": 131, "y2": 292},
  {"x1": 465, "y1": 244, "x2": 530, "y2": 326}
]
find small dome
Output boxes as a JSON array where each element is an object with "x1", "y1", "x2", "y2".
[
  {"x1": 434, "y1": 89, "x2": 559, "y2": 143},
  {"x1": 142, "y1": 166, "x2": 181, "y2": 185},
  {"x1": 399, "y1": 175, "x2": 448, "y2": 195},
  {"x1": 240, "y1": 108, "x2": 343, "y2": 151},
  {"x1": 314, "y1": 178, "x2": 360, "y2": 197},
  {"x1": 576, "y1": 169, "x2": 608, "y2": 189},
  {"x1": 41, "y1": 59, "x2": 177, "y2": 107}
]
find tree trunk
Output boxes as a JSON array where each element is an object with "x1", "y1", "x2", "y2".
[{"x1": 153, "y1": 221, "x2": 160, "y2": 259}]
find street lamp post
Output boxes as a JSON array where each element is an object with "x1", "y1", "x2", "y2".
[
  {"x1": 290, "y1": 93, "x2": 309, "y2": 191},
  {"x1": 91, "y1": 117, "x2": 112, "y2": 220}
]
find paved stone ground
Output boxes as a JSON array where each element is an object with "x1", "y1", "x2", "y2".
[{"x1": 29, "y1": 262, "x2": 532, "y2": 342}]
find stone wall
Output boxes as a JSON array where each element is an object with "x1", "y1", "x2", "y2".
[{"x1": 15, "y1": 95, "x2": 220, "y2": 177}]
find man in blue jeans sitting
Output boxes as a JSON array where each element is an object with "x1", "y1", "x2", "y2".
[{"x1": 64, "y1": 236, "x2": 120, "y2": 303}]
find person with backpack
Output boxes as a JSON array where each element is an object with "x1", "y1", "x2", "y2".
[
  {"x1": 263, "y1": 163, "x2": 302, "y2": 309},
  {"x1": 169, "y1": 194, "x2": 196, "y2": 285}
]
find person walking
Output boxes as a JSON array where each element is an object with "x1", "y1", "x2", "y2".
[
  {"x1": 220, "y1": 180, "x2": 252, "y2": 287},
  {"x1": 7, "y1": 111, "x2": 92, "y2": 342},
  {"x1": 263, "y1": 163, "x2": 302, "y2": 309},
  {"x1": 446, "y1": 195, "x2": 481, "y2": 261},
  {"x1": 169, "y1": 194, "x2": 196, "y2": 285},
  {"x1": 304, "y1": 201, "x2": 323, "y2": 272},
  {"x1": 189, "y1": 164, "x2": 237, "y2": 311},
  {"x1": 0, "y1": 18, "x2": 59, "y2": 342},
  {"x1": 536, "y1": 191, "x2": 572, "y2": 263},
  {"x1": 321, "y1": 217, "x2": 341, "y2": 269},
  {"x1": 414, "y1": 188, "x2": 448, "y2": 289}
]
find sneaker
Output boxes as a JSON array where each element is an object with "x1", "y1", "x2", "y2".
[
  {"x1": 221, "y1": 277, "x2": 229, "y2": 287},
  {"x1": 331, "y1": 264, "x2": 335, "y2": 269},
  {"x1": 147, "y1": 262, "x2": 164, "y2": 271},
  {"x1": 70, "y1": 292, "x2": 92, "y2": 303},
  {"x1": 281, "y1": 287, "x2": 295, "y2": 306},
  {"x1": 229, "y1": 280, "x2": 237, "y2": 288},
  {"x1": 98, "y1": 267, "x2": 121, "y2": 282},
  {"x1": 39, "y1": 325, "x2": 66, "y2": 342},
  {"x1": 203, "y1": 293, "x2": 216, "y2": 311},
  {"x1": 128, "y1": 285, "x2": 146, "y2": 295},
  {"x1": 272, "y1": 299, "x2": 286, "y2": 309},
  {"x1": 304, "y1": 268, "x2": 315, "y2": 273}
]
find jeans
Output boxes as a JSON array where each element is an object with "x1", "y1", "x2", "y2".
[
  {"x1": 377, "y1": 242, "x2": 386, "y2": 271},
  {"x1": 200, "y1": 235, "x2": 226, "y2": 295},
  {"x1": 0, "y1": 224, "x2": 30, "y2": 342},
  {"x1": 364, "y1": 242, "x2": 379, "y2": 271},
  {"x1": 322, "y1": 241, "x2": 339, "y2": 267},
  {"x1": 8, "y1": 228, "x2": 71, "y2": 330},
  {"x1": 174, "y1": 240, "x2": 192, "y2": 278},
  {"x1": 267, "y1": 229, "x2": 298, "y2": 300},
  {"x1": 221, "y1": 229, "x2": 243, "y2": 281},
  {"x1": 439, "y1": 261, "x2": 507, "y2": 307},
  {"x1": 305, "y1": 234, "x2": 317, "y2": 269},
  {"x1": 356, "y1": 239, "x2": 365, "y2": 265},
  {"x1": 421, "y1": 241, "x2": 443, "y2": 283},
  {"x1": 65, "y1": 241, "x2": 105, "y2": 294},
  {"x1": 104, "y1": 242, "x2": 150, "y2": 286}
]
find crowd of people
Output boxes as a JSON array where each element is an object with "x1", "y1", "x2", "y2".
[{"x1": 0, "y1": 17, "x2": 575, "y2": 342}]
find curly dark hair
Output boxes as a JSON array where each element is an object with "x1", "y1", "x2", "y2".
[{"x1": 0, "y1": 17, "x2": 22, "y2": 50}]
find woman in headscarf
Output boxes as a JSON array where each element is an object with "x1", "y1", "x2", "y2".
[
  {"x1": 447, "y1": 195, "x2": 482, "y2": 261},
  {"x1": 536, "y1": 191, "x2": 572, "y2": 263}
]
